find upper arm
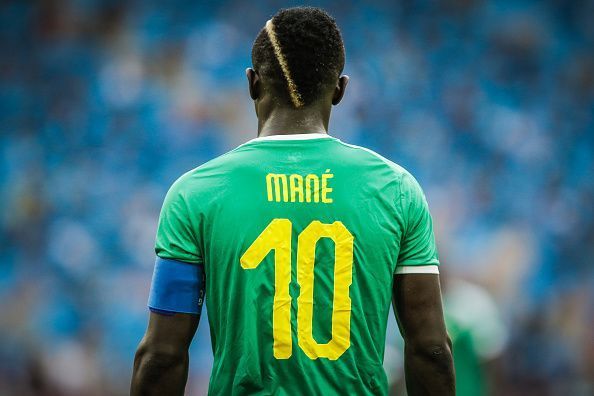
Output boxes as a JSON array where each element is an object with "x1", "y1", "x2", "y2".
[
  {"x1": 149, "y1": 176, "x2": 206, "y2": 316},
  {"x1": 393, "y1": 170, "x2": 446, "y2": 342},
  {"x1": 132, "y1": 178, "x2": 202, "y2": 394},
  {"x1": 142, "y1": 311, "x2": 199, "y2": 354},
  {"x1": 393, "y1": 273, "x2": 448, "y2": 346}
]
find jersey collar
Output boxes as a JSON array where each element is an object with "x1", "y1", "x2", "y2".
[{"x1": 249, "y1": 133, "x2": 333, "y2": 142}]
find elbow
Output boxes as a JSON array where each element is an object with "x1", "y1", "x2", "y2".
[
  {"x1": 131, "y1": 338, "x2": 188, "y2": 395},
  {"x1": 403, "y1": 334, "x2": 455, "y2": 395},
  {"x1": 406, "y1": 334, "x2": 454, "y2": 367},
  {"x1": 134, "y1": 338, "x2": 187, "y2": 373}
]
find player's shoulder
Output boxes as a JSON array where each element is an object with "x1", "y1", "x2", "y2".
[
  {"x1": 334, "y1": 139, "x2": 415, "y2": 179},
  {"x1": 166, "y1": 142, "x2": 254, "y2": 195},
  {"x1": 333, "y1": 139, "x2": 427, "y2": 199}
]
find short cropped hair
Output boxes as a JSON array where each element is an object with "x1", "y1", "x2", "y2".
[{"x1": 251, "y1": 7, "x2": 345, "y2": 108}]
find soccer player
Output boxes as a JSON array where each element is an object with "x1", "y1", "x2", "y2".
[{"x1": 131, "y1": 6, "x2": 454, "y2": 396}]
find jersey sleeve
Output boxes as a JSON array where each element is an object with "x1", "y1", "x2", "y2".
[
  {"x1": 148, "y1": 257, "x2": 205, "y2": 315},
  {"x1": 395, "y1": 172, "x2": 440, "y2": 273},
  {"x1": 155, "y1": 177, "x2": 203, "y2": 264},
  {"x1": 149, "y1": 177, "x2": 205, "y2": 314}
]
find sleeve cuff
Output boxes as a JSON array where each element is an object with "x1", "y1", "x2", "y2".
[{"x1": 395, "y1": 265, "x2": 440, "y2": 275}]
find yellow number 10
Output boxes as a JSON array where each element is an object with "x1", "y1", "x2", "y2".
[{"x1": 240, "y1": 219, "x2": 354, "y2": 361}]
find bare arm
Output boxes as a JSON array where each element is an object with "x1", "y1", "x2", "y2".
[
  {"x1": 393, "y1": 273, "x2": 455, "y2": 396},
  {"x1": 131, "y1": 312, "x2": 199, "y2": 396}
]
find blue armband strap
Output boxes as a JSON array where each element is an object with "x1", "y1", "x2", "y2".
[{"x1": 148, "y1": 257, "x2": 205, "y2": 315}]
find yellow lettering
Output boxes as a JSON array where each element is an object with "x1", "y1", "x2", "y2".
[
  {"x1": 240, "y1": 219, "x2": 293, "y2": 359},
  {"x1": 289, "y1": 174, "x2": 304, "y2": 202},
  {"x1": 241, "y1": 219, "x2": 354, "y2": 360},
  {"x1": 266, "y1": 174, "x2": 289, "y2": 202},
  {"x1": 297, "y1": 221, "x2": 353, "y2": 360},
  {"x1": 305, "y1": 174, "x2": 320, "y2": 203},
  {"x1": 321, "y1": 169, "x2": 333, "y2": 203},
  {"x1": 266, "y1": 172, "x2": 333, "y2": 204}
]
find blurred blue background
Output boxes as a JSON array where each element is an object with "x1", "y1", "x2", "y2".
[{"x1": 1, "y1": 0, "x2": 593, "y2": 395}]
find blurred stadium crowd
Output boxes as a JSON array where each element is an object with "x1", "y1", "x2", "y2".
[{"x1": 1, "y1": 0, "x2": 593, "y2": 395}]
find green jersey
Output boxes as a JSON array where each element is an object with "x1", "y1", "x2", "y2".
[{"x1": 155, "y1": 133, "x2": 439, "y2": 395}]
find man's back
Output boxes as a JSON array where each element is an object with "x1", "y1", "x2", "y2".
[
  {"x1": 132, "y1": 8, "x2": 453, "y2": 396},
  {"x1": 155, "y1": 133, "x2": 439, "y2": 395}
]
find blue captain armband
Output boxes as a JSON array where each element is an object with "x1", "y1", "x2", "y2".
[{"x1": 148, "y1": 257, "x2": 205, "y2": 315}]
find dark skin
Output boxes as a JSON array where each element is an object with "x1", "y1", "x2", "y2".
[
  {"x1": 394, "y1": 274, "x2": 455, "y2": 395},
  {"x1": 131, "y1": 313, "x2": 198, "y2": 395},
  {"x1": 245, "y1": 68, "x2": 349, "y2": 136},
  {"x1": 131, "y1": 68, "x2": 454, "y2": 395}
]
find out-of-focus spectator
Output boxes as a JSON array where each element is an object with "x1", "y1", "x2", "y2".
[{"x1": 443, "y1": 277, "x2": 507, "y2": 396}]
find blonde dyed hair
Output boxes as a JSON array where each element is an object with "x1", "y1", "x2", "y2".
[{"x1": 265, "y1": 19, "x2": 304, "y2": 108}]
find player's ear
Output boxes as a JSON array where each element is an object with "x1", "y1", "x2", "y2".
[
  {"x1": 332, "y1": 75, "x2": 349, "y2": 105},
  {"x1": 246, "y1": 68, "x2": 261, "y2": 101}
]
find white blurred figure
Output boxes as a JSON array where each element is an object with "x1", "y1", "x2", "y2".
[
  {"x1": 384, "y1": 275, "x2": 507, "y2": 396},
  {"x1": 443, "y1": 276, "x2": 508, "y2": 396}
]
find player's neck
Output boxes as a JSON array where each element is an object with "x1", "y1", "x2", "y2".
[{"x1": 257, "y1": 105, "x2": 330, "y2": 137}]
